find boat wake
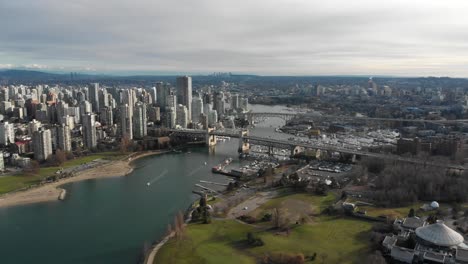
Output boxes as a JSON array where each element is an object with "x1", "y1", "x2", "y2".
[
  {"x1": 187, "y1": 165, "x2": 205, "y2": 177},
  {"x1": 147, "y1": 169, "x2": 169, "y2": 186}
]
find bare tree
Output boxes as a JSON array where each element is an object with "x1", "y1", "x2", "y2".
[
  {"x1": 25, "y1": 160, "x2": 40, "y2": 176},
  {"x1": 55, "y1": 149, "x2": 67, "y2": 166},
  {"x1": 272, "y1": 208, "x2": 284, "y2": 229},
  {"x1": 365, "y1": 251, "x2": 386, "y2": 264},
  {"x1": 120, "y1": 134, "x2": 133, "y2": 153}
]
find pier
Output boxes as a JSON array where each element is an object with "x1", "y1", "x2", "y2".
[
  {"x1": 199, "y1": 180, "x2": 229, "y2": 186},
  {"x1": 194, "y1": 184, "x2": 220, "y2": 194}
]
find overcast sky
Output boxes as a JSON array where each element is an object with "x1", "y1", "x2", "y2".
[{"x1": 1, "y1": 0, "x2": 468, "y2": 76}]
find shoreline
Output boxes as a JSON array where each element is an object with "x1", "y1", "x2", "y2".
[{"x1": 0, "y1": 150, "x2": 168, "y2": 209}]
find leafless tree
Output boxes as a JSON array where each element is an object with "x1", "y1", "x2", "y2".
[{"x1": 55, "y1": 149, "x2": 67, "y2": 166}]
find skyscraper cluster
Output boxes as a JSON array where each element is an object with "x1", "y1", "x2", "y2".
[{"x1": 0, "y1": 76, "x2": 249, "y2": 169}]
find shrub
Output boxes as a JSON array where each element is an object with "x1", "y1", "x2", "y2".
[{"x1": 246, "y1": 232, "x2": 264, "y2": 247}]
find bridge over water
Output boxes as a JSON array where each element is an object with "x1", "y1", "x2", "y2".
[
  {"x1": 168, "y1": 128, "x2": 466, "y2": 170},
  {"x1": 241, "y1": 112, "x2": 468, "y2": 125}
]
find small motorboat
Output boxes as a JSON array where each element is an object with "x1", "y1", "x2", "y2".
[
  {"x1": 204, "y1": 162, "x2": 207, "y2": 165},
  {"x1": 147, "y1": 182, "x2": 151, "y2": 186}
]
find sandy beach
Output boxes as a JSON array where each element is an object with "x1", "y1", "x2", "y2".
[{"x1": 0, "y1": 151, "x2": 165, "y2": 208}]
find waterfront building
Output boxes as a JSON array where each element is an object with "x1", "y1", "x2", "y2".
[
  {"x1": 191, "y1": 97, "x2": 203, "y2": 124},
  {"x1": 176, "y1": 104, "x2": 188, "y2": 128},
  {"x1": 133, "y1": 102, "x2": 147, "y2": 139},
  {"x1": 176, "y1": 76, "x2": 192, "y2": 122},
  {"x1": 57, "y1": 124, "x2": 72, "y2": 152},
  {"x1": 200, "y1": 113, "x2": 208, "y2": 130},
  {"x1": 82, "y1": 113, "x2": 97, "y2": 149},
  {"x1": 208, "y1": 109, "x2": 218, "y2": 127},
  {"x1": 120, "y1": 104, "x2": 133, "y2": 139},
  {"x1": 166, "y1": 107, "x2": 176, "y2": 129},
  {"x1": 33, "y1": 128, "x2": 52, "y2": 161}
]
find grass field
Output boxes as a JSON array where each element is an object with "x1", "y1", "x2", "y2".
[
  {"x1": 155, "y1": 192, "x2": 373, "y2": 264},
  {"x1": 0, "y1": 152, "x2": 125, "y2": 195},
  {"x1": 358, "y1": 202, "x2": 448, "y2": 219}
]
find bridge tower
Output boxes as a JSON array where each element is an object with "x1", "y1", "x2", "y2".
[
  {"x1": 238, "y1": 129, "x2": 250, "y2": 154},
  {"x1": 206, "y1": 127, "x2": 217, "y2": 147}
]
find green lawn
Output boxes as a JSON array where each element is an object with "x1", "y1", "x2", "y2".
[
  {"x1": 274, "y1": 192, "x2": 336, "y2": 212},
  {"x1": 155, "y1": 220, "x2": 257, "y2": 264},
  {"x1": 357, "y1": 203, "x2": 448, "y2": 219},
  {"x1": 155, "y1": 192, "x2": 373, "y2": 264},
  {"x1": 253, "y1": 217, "x2": 373, "y2": 263},
  {"x1": 0, "y1": 152, "x2": 126, "y2": 195}
]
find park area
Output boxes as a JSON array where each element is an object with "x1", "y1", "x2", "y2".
[
  {"x1": 154, "y1": 192, "x2": 374, "y2": 264},
  {"x1": 0, "y1": 152, "x2": 125, "y2": 195}
]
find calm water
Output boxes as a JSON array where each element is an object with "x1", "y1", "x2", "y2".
[{"x1": 0, "y1": 105, "x2": 292, "y2": 264}]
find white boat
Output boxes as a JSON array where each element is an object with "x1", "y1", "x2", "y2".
[
  {"x1": 147, "y1": 182, "x2": 151, "y2": 186},
  {"x1": 204, "y1": 162, "x2": 207, "y2": 165}
]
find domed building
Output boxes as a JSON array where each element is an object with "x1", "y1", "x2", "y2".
[
  {"x1": 415, "y1": 221, "x2": 464, "y2": 248},
  {"x1": 384, "y1": 219, "x2": 468, "y2": 263}
]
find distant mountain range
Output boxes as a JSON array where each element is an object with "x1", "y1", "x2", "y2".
[{"x1": 1, "y1": 69, "x2": 466, "y2": 87}]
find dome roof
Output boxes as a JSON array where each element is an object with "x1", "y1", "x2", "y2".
[
  {"x1": 431, "y1": 201, "x2": 440, "y2": 209},
  {"x1": 416, "y1": 221, "x2": 464, "y2": 247}
]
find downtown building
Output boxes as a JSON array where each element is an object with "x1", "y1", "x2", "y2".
[
  {"x1": 176, "y1": 76, "x2": 192, "y2": 122},
  {"x1": 191, "y1": 97, "x2": 203, "y2": 124},
  {"x1": 176, "y1": 104, "x2": 188, "y2": 128},
  {"x1": 148, "y1": 106, "x2": 161, "y2": 123},
  {"x1": 56, "y1": 124, "x2": 72, "y2": 152},
  {"x1": 133, "y1": 102, "x2": 147, "y2": 139},
  {"x1": 120, "y1": 104, "x2": 133, "y2": 139},
  {"x1": 82, "y1": 113, "x2": 97, "y2": 149},
  {"x1": 156, "y1": 82, "x2": 170, "y2": 110},
  {"x1": 165, "y1": 107, "x2": 177, "y2": 129},
  {"x1": 100, "y1": 107, "x2": 113, "y2": 126},
  {"x1": 0, "y1": 121, "x2": 15, "y2": 145},
  {"x1": 89, "y1": 83, "x2": 100, "y2": 113},
  {"x1": 33, "y1": 128, "x2": 52, "y2": 161}
]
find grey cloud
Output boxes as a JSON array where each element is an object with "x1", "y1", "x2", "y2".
[{"x1": 1, "y1": 0, "x2": 468, "y2": 76}]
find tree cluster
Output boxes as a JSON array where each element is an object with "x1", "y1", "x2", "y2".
[
  {"x1": 372, "y1": 163, "x2": 468, "y2": 206},
  {"x1": 191, "y1": 196, "x2": 211, "y2": 224},
  {"x1": 245, "y1": 232, "x2": 264, "y2": 247},
  {"x1": 261, "y1": 253, "x2": 307, "y2": 264}
]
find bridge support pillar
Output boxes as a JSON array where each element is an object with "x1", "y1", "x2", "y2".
[
  {"x1": 291, "y1": 146, "x2": 305, "y2": 157},
  {"x1": 238, "y1": 130, "x2": 250, "y2": 154},
  {"x1": 247, "y1": 113, "x2": 253, "y2": 126},
  {"x1": 351, "y1": 154, "x2": 356, "y2": 163},
  {"x1": 206, "y1": 128, "x2": 217, "y2": 147}
]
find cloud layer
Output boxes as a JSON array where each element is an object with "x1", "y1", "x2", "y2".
[{"x1": 1, "y1": 0, "x2": 468, "y2": 76}]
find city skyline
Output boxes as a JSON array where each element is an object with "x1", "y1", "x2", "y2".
[{"x1": 1, "y1": 0, "x2": 468, "y2": 77}]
